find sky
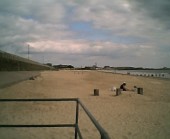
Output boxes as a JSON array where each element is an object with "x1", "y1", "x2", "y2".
[{"x1": 0, "y1": 0, "x2": 170, "y2": 68}]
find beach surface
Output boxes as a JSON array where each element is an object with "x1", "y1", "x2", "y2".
[{"x1": 0, "y1": 70, "x2": 170, "y2": 139}]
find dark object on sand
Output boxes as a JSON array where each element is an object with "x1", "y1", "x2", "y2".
[
  {"x1": 137, "y1": 88, "x2": 143, "y2": 95},
  {"x1": 116, "y1": 88, "x2": 121, "y2": 96},
  {"x1": 29, "y1": 76, "x2": 35, "y2": 80},
  {"x1": 120, "y1": 82, "x2": 127, "y2": 91},
  {"x1": 94, "y1": 89, "x2": 99, "y2": 96}
]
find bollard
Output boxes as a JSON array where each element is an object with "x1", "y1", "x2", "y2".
[
  {"x1": 116, "y1": 88, "x2": 121, "y2": 96},
  {"x1": 94, "y1": 89, "x2": 99, "y2": 96},
  {"x1": 137, "y1": 88, "x2": 143, "y2": 95}
]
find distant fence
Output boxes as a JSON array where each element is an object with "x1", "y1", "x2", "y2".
[
  {"x1": 100, "y1": 70, "x2": 170, "y2": 79},
  {"x1": 0, "y1": 98, "x2": 110, "y2": 139},
  {"x1": 0, "y1": 50, "x2": 52, "y2": 71}
]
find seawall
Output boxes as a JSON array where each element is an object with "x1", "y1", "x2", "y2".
[{"x1": 0, "y1": 71, "x2": 41, "y2": 88}]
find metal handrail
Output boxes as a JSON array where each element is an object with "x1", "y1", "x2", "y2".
[
  {"x1": 78, "y1": 99, "x2": 110, "y2": 139},
  {"x1": 0, "y1": 98, "x2": 110, "y2": 139}
]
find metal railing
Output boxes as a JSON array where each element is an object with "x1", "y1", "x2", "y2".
[{"x1": 0, "y1": 98, "x2": 110, "y2": 139}]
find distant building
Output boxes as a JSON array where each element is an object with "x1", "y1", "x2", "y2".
[
  {"x1": 53, "y1": 64, "x2": 74, "y2": 70},
  {"x1": 103, "y1": 66, "x2": 112, "y2": 70},
  {"x1": 45, "y1": 63, "x2": 53, "y2": 67}
]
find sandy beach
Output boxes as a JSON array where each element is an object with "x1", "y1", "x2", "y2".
[{"x1": 0, "y1": 70, "x2": 170, "y2": 139}]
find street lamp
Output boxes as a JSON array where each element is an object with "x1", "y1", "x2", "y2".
[{"x1": 28, "y1": 44, "x2": 30, "y2": 60}]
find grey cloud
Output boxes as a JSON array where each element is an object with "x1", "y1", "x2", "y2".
[
  {"x1": 0, "y1": 0, "x2": 71, "y2": 55},
  {"x1": 0, "y1": 0, "x2": 170, "y2": 68},
  {"x1": 0, "y1": 0, "x2": 65, "y2": 23},
  {"x1": 129, "y1": 0, "x2": 170, "y2": 29}
]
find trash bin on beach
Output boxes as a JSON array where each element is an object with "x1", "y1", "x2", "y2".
[
  {"x1": 137, "y1": 88, "x2": 143, "y2": 95},
  {"x1": 116, "y1": 88, "x2": 121, "y2": 96},
  {"x1": 94, "y1": 89, "x2": 99, "y2": 96}
]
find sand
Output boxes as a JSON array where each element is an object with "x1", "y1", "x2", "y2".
[{"x1": 0, "y1": 70, "x2": 170, "y2": 139}]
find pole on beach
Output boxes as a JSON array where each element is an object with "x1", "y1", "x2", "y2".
[
  {"x1": 94, "y1": 89, "x2": 99, "y2": 96},
  {"x1": 137, "y1": 88, "x2": 143, "y2": 95},
  {"x1": 116, "y1": 88, "x2": 121, "y2": 96}
]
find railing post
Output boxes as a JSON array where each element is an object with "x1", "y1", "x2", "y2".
[
  {"x1": 101, "y1": 132, "x2": 111, "y2": 139},
  {"x1": 75, "y1": 99, "x2": 79, "y2": 139}
]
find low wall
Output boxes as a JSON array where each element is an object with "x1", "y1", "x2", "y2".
[{"x1": 0, "y1": 71, "x2": 41, "y2": 88}]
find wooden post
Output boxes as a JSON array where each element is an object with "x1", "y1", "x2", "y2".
[
  {"x1": 137, "y1": 88, "x2": 143, "y2": 95},
  {"x1": 116, "y1": 88, "x2": 121, "y2": 96},
  {"x1": 94, "y1": 89, "x2": 99, "y2": 96}
]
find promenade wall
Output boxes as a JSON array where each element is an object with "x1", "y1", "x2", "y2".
[
  {"x1": 0, "y1": 50, "x2": 51, "y2": 88},
  {"x1": 0, "y1": 50, "x2": 51, "y2": 71},
  {"x1": 0, "y1": 71, "x2": 41, "y2": 88}
]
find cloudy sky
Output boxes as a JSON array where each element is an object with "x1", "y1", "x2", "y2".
[{"x1": 0, "y1": 0, "x2": 170, "y2": 68}]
